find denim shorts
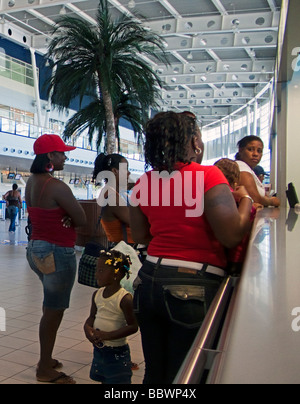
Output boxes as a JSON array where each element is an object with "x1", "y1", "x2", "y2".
[
  {"x1": 90, "y1": 344, "x2": 132, "y2": 384},
  {"x1": 26, "y1": 240, "x2": 77, "y2": 310}
]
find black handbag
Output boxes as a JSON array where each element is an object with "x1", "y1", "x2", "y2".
[
  {"x1": 286, "y1": 182, "x2": 299, "y2": 208},
  {"x1": 78, "y1": 241, "x2": 105, "y2": 288},
  {"x1": 77, "y1": 208, "x2": 111, "y2": 288}
]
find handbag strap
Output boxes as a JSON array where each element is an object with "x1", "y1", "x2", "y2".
[{"x1": 121, "y1": 222, "x2": 128, "y2": 243}]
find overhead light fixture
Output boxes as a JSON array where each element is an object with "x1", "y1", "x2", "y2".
[
  {"x1": 249, "y1": 48, "x2": 256, "y2": 58},
  {"x1": 8, "y1": 0, "x2": 15, "y2": 7},
  {"x1": 187, "y1": 52, "x2": 193, "y2": 60},
  {"x1": 0, "y1": 16, "x2": 5, "y2": 24},
  {"x1": 231, "y1": 18, "x2": 240, "y2": 34},
  {"x1": 128, "y1": 0, "x2": 136, "y2": 9},
  {"x1": 59, "y1": 5, "x2": 67, "y2": 15},
  {"x1": 28, "y1": 0, "x2": 35, "y2": 4}
]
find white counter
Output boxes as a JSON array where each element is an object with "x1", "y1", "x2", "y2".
[{"x1": 214, "y1": 207, "x2": 300, "y2": 384}]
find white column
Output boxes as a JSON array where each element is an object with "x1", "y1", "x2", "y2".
[
  {"x1": 275, "y1": 0, "x2": 300, "y2": 206},
  {"x1": 30, "y1": 47, "x2": 42, "y2": 129},
  {"x1": 253, "y1": 99, "x2": 257, "y2": 136}
]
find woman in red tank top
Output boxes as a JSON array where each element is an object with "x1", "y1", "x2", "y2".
[{"x1": 25, "y1": 134, "x2": 86, "y2": 384}]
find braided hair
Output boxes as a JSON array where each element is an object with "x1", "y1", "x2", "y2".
[
  {"x1": 99, "y1": 249, "x2": 132, "y2": 280},
  {"x1": 144, "y1": 111, "x2": 198, "y2": 173}
]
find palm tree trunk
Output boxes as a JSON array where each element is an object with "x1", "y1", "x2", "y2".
[{"x1": 101, "y1": 87, "x2": 116, "y2": 154}]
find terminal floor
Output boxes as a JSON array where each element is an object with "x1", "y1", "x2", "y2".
[{"x1": 0, "y1": 219, "x2": 145, "y2": 384}]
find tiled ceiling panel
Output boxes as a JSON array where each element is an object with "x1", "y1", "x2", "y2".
[{"x1": 0, "y1": 0, "x2": 282, "y2": 125}]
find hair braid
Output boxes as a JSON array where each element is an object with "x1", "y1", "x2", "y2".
[{"x1": 144, "y1": 111, "x2": 197, "y2": 173}]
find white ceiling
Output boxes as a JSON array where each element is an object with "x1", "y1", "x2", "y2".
[{"x1": 0, "y1": 0, "x2": 282, "y2": 126}]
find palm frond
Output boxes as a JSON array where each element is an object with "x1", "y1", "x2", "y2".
[{"x1": 46, "y1": 0, "x2": 168, "y2": 152}]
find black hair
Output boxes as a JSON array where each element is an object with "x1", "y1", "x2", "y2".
[
  {"x1": 98, "y1": 249, "x2": 132, "y2": 280},
  {"x1": 144, "y1": 111, "x2": 198, "y2": 173},
  {"x1": 30, "y1": 154, "x2": 50, "y2": 174},
  {"x1": 92, "y1": 153, "x2": 126, "y2": 183},
  {"x1": 235, "y1": 135, "x2": 264, "y2": 160},
  {"x1": 12, "y1": 184, "x2": 18, "y2": 190}
]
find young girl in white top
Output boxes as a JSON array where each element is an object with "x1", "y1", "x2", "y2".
[{"x1": 84, "y1": 249, "x2": 138, "y2": 384}]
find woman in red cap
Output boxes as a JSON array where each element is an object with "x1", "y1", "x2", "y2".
[{"x1": 25, "y1": 134, "x2": 86, "y2": 384}]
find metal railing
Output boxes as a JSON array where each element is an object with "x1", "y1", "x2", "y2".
[{"x1": 173, "y1": 276, "x2": 235, "y2": 384}]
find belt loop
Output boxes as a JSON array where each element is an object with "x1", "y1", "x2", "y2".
[
  {"x1": 200, "y1": 263, "x2": 208, "y2": 274},
  {"x1": 155, "y1": 257, "x2": 162, "y2": 271}
]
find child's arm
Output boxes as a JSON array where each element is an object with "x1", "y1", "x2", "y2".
[
  {"x1": 84, "y1": 291, "x2": 98, "y2": 344},
  {"x1": 93, "y1": 294, "x2": 138, "y2": 343}
]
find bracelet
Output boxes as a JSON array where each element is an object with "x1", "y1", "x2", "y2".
[{"x1": 240, "y1": 195, "x2": 254, "y2": 204}]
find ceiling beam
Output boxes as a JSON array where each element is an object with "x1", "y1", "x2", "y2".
[
  {"x1": 66, "y1": 4, "x2": 97, "y2": 26},
  {"x1": 0, "y1": 0, "x2": 84, "y2": 13},
  {"x1": 107, "y1": 0, "x2": 136, "y2": 18},
  {"x1": 266, "y1": 0, "x2": 278, "y2": 12},
  {"x1": 210, "y1": 0, "x2": 229, "y2": 16},
  {"x1": 27, "y1": 9, "x2": 55, "y2": 28},
  {"x1": 158, "y1": 0, "x2": 182, "y2": 19}
]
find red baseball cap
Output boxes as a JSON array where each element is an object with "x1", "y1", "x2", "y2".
[{"x1": 34, "y1": 134, "x2": 76, "y2": 155}]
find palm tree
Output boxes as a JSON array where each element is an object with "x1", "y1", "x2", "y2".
[
  {"x1": 63, "y1": 90, "x2": 154, "y2": 152},
  {"x1": 46, "y1": 0, "x2": 168, "y2": 153}
]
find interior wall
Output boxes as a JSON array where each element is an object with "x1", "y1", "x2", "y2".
[{"x1": 275, "y1": 0, "x2": 300, "y2": 207}]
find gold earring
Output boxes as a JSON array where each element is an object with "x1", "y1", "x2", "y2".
[{"x1": 195, "y1": 147, "x2": 202, "y2": 155}]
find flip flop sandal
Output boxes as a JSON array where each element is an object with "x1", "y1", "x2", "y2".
[
  {"x1": 53, "y1": 360, "x2": 63, "y2": 369},
  {"x1": 37, "y1": 372, "x2": 76, "y2": 384},
  {"x1": 131, "y1": 362, "x2": 139, "y2": 371}
]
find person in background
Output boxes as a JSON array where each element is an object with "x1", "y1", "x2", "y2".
[
  {"x1": 253, "y1": 165, "x2": 266, "y2": 183},
  {"x1": 235, "y1": 136, "x2": 280, "y2": 207},
  {"x1": 84, "y1": 248, "x2": 138, "y2": 384},
  {"x1": 25, "y1": 134, "x2": 86, "y2": 384},
  {"x1": 214, "y1": 158, "x2": 240, "y2": 192},
  {"x1": 130, "y1": 111, "x2": 253, "y2": 383},
  {"x1": 214, "y1": 158, "x2": 257, "y2": 275},
  {"x1": 92, "y1": 153, "x2": 134, "y2": 245},
  {"x1": 92, "y1": 154, "x2": 141, "y2": 370},
  {"x1": 3, "y1": 183, "x2": 22, "y2": 233}
]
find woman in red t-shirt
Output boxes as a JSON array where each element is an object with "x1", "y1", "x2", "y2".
[{"x1": 130, "y1": 111, "x2": 253, "y2": 384}]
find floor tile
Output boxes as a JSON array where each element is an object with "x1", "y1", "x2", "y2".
[{"x1": 0, "y1": 219, "x2": 145, "y2": 384}]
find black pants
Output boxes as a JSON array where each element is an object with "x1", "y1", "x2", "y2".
[{"x1": 133, "y1": 260, "x2": 223, "y2": 384}]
